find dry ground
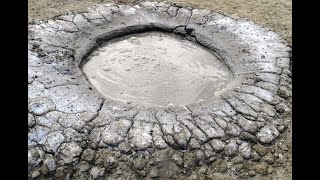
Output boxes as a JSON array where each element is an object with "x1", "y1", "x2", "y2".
[{"x1": 28, "y1": 0, "x2": 292, "y2": 46}]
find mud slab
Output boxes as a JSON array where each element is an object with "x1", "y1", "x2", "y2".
[{"x1": 28, "y1": 1, "x2": 292, "y2": 179}]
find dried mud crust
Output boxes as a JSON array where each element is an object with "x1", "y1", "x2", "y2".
[{"x1": 28, "y1": 1, "x2": 292, "y2": 179}]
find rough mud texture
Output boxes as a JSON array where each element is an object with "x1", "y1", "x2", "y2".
[{"x1": 28, "y1": 1, "x2": 292, "y2": 179}]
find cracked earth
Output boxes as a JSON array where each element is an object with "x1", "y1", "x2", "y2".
[{"x1": 28, "y1": 1, "x2": 292, "y2": 179}]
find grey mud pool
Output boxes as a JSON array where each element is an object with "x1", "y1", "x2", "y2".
[{"x1": 83, "y1": 32, "x2": 234, "y2": 107}]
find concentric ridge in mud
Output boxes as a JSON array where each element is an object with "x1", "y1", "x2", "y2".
[{"x1": 28, "y1": 1, "x2": 292, "y2": 179}]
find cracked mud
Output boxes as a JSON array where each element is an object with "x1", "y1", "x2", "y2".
[{"x1": 28, "y1": 1, "x2": 292, "y2": 179}]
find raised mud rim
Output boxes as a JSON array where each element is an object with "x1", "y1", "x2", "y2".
[{"x1": 28, "y1": 1, "x2": 292, "y2": 179}]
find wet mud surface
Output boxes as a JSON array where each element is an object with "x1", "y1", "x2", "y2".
[{"x1": 83, "y1": 32, "x2": 234, "y2": 107}]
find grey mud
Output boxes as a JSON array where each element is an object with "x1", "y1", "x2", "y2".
[{"x1": 83, "y1": 32, "x2": 234, "y2": 107}]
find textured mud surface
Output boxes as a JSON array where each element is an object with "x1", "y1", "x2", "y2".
[
  {"x1": 83, "y1": 31, "x2": 234, "y2": 107},
  {"x1": 28, "y1": 1, "x2": 292, "y2": 179}
]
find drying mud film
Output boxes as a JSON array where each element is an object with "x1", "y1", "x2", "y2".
[{"x1": 28, "y1": 1, "x2": 292, "y2": 179}]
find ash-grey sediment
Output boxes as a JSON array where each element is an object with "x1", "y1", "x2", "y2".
[{"x1": 28, "y1": 1, "x2": 292, "y2": 179}]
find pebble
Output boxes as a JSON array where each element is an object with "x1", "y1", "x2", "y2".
[
  {"x1": 249, "y1": 170, "x2": 256, "y2": 177},
  {"x1": 263, "y1": 153, "x2": 275, "y2": 164},
  {"x1": 81, "y1": 148, "x2": 95, "y2": 162},
  {"x1": 44, "y1": 157, "x2": 56, "y2": 172},
  {"x1": 253, "y1": 162, "x2": 268, "y2": 175},
  {"x1": 268, "y1": 166, "x2": 274, "y2": 174},
  {"x1": 149, "y1": 167, "x2": 160, "y2": 178},
  {"x1": 31, "y1": 170, "x2": 41, "y2": 179},
  {"x1": 40, "y1": 164, "x2": 49, "y2": 175},
  {"x1": 171, "y1": 154, "x2": 184, "y2": 167},
  {"x1": 252, "y1": 144, "x2": 269, "y2": 157},
  {"x1": 232, "y1": 156, "x2": 244, "y2": 164},
  {"x1": 90, "y1": 166, "x2": 105, "y2": 179}
]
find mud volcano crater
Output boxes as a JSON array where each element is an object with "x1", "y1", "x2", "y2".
[
  {"x1": 82, "y1": 31, "x2": 236, "y2": 107},
  {"x1": 28, "y1": 1, "x2": 292, "y2": 179}
]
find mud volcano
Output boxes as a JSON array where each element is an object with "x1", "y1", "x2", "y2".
[{"x1": 28, "y1": 1, "x2": 292, "y2": 179}]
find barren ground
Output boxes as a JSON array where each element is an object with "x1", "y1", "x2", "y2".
[{"x1": 28, "y1": 0, "x2": 292, "y2": 46}]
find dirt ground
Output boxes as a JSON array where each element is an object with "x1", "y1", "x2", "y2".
[{"x1": 28, "y1": 0, "x2": 292, "y2": 46}]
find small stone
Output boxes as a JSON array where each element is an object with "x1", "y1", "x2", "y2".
[
  {"x1": 276, "y1": 153, "x2": 286, "y2": 164},
  {"x1": 29, "y1": 148, "x2": 40, "y2": 159},
  {"x1": 189, "y1": 173, "x2": 199, "y2": 180},
  {"x1": 205, "y1": 156, "x2": 217, "y2": 164},
  {"x1": 252, "y1": 144, "x2": 269, "y2": 157},
  {"x1": 198, "y1": 165, "x2": 208, "y2": 175},
  {"x1": 59, "y1": 142, "x2": 82, "y2": 164},
  {"x1": 267, "y1": 166, "x2": 274, "y2": 174},
  {"x1": 253, "y1": 162, "x2": 268, "y2": 175},
  {"x1": 118, "y1": 141, "x2": 132, "y2": 154},
  {"x1": 232, "y1": 156, "x2": 244, "y2": 164},
  {"x1": 40, "y1": 164, "x2": 49, "y2": 174},
  {"x1": 44, "y1": 157, "x2": 56, "y2": 172},
  {"x1": 263, "y1": 153, "x2": 275, "y2": 164},
  {"x1": 239, "y1": 142, "x2": 251, "y2": 159},
  {"x1": 240, "y1": 132, "x2": 258, "y2": 142},
  {"x1": 209, "y1": 139, "x2": 226, "y2": 152},
  {"x1": 81, "y1": 148, "x2": 95, "y2": 162},
  {"x1": 78, "y1": 161, "x2": 90, "y2": 172},
  {"x1": 104, "y1": 156, "x2": 118, "y2": 171},
  {"x1": 275, "y1": 103, "x2": 288, "y2": 113},
  {"x1": 234, "y1": 164, "x2": 243, "y2": 172},
  {"x1": 183, "y1": 152, "x2": 196, "y2": 169},
  {"x1": 90, "y1": 166, "x2": 105, "y2": 179},
  {"x1": 28, "y1": 114, "x2": 35, "y2": 127},
  {"x1": 256, "y1": 124, "x2": 280, "y2": 144},
  {"x1": 212, "y1": 159, "x2": 228, "y2": 173},
  {"x1": 195, "y1": 150, "x2": 204, "y2": 162},
  {"x1": 44, "y1": 131, "x2": 65, "y2": 153},
  {"x1": 249, "y1": 170, "x2": 256, "y2": 177},
  {"x1": 224, "y1": 139, "x2": 238, "y2": 157},
  {"x1": 171, "y1": 154, "x2": 184, "y2": 167},
  {"x1": 251, "y1": 151, "x2": 261, "y2": 162},
  {"x1": 149, "y1": 167, "x2": 160, "y2": 178},
  {"x1": 31, "y1": 170, "x2": 41, "y2": 179},
  {"x1": 134, "y1": 156, "x2": 146, "y2": 170},
  {"x1": 189, "y1": 138, "x2": 201, "y2": 150},
  {"x1": 277, "y1": 142, "x2": 288, "y2": 151},
  {"x1": 278, "y1": 86, "x2": 291, "y2": 99},
  {"x1": 270, "y1": 147, "x2": 276, "y2": 153},
  {"x1": 226, "y1": 123, "x2": 242, "y2": 136}
]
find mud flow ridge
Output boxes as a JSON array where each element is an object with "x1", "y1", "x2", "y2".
[{"x1": 28, "y1": 1, "x2": 292, "y2": 179}]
